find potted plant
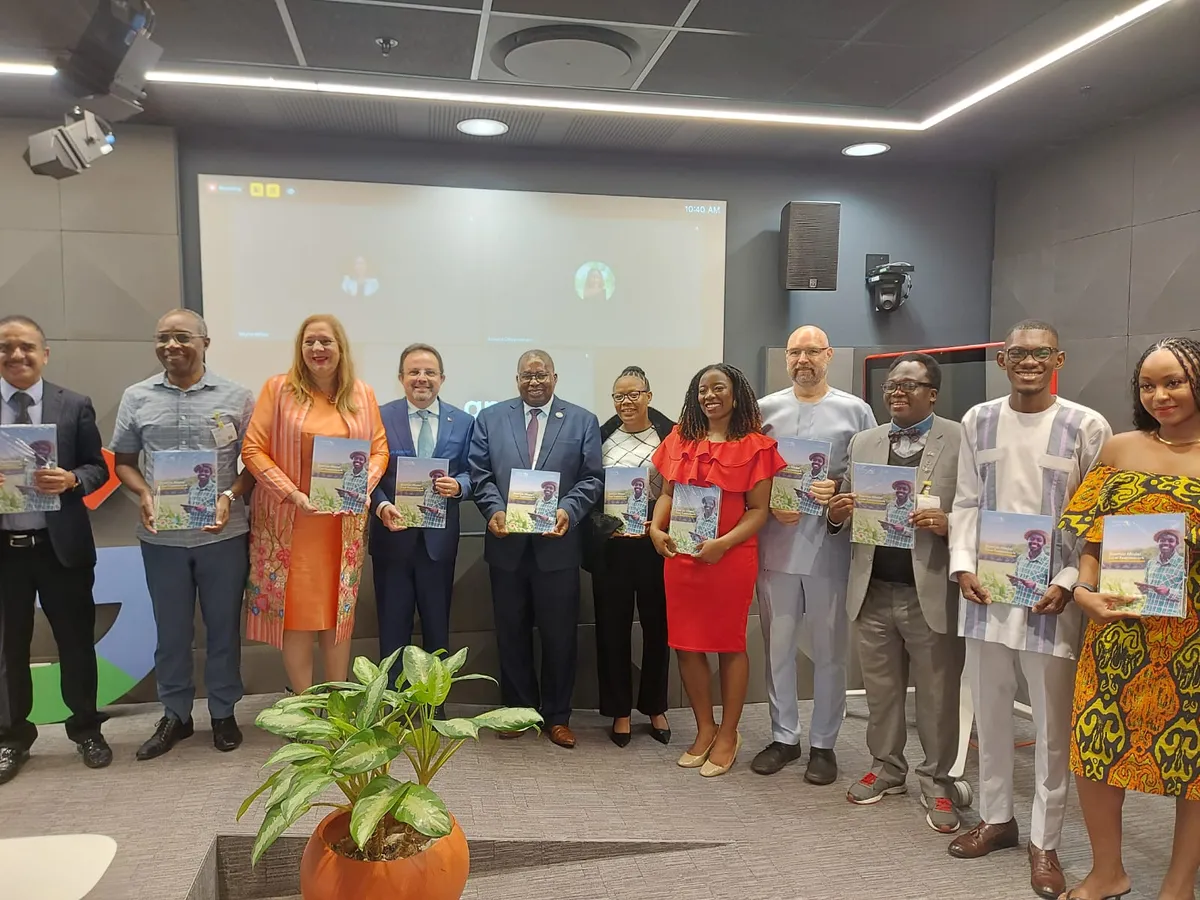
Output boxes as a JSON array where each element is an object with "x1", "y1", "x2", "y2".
[{"x1": 238, "y1": 646, "x2": 542, "y2": 900}]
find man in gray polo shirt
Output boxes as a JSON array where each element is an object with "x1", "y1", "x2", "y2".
[{"x1": 111, "y1": 309, "x2": 255, "y2": 760}]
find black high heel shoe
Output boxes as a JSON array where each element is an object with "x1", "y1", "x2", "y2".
[
  {"x1": 610, "y1": 725, "x2": 632, "y2": 747},
  {"x1": 649, "y1": 720, "x2": 671, "y2": 745}
]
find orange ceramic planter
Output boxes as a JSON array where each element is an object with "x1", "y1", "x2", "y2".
[{"x1": 299, "y1": 810, "x2": 470, "y2": 900}]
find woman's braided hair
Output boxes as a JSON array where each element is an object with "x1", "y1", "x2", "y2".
[
  {"x1": 677, "y1": 362, "x2": 763, "y2": 442},
  {"x1": 1131, "y1": 337, "x2": 1200, "y2": 432}
]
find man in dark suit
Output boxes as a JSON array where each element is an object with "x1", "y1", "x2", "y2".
[
  {"x1": 468, "y1": 349, "x2": 603, "y2": 748},
  {"x1": 371, "y1": 343, "x2": 474, "y2": 685},
  {"x1": 0, "y1": 315, "x2": 111, "y2": 783}
]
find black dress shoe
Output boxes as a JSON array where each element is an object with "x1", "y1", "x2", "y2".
[
  {"x1": 77, "y1": 736, "x2": 113, "y2": 769},
  {"x1": 136, "y1": 716, "x2": 194, "y2": 761},
  {"x1": 212, "y1": 717, "x2": 243, "y2": 752},
  {"x1": 610, "y1": 726, "x2": 632, "y2": 748},
  {"x1": 649, "y1": 724, "x2": 672, "y2": 745},
  {"x1": 0, "y1": 747, "x2": 29, "y2": 784},
  {"x1": 804, "y1": 747, "x2": 838, "y2": 785}
]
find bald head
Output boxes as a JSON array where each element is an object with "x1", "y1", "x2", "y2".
[{"x1": 785, "y1": 324, "x2": 833, "y2": 394}]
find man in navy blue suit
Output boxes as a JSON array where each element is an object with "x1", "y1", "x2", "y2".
[
  {"x1": 370, "y1": 344, "x2": 473, "y2": 685},
  {"x1": 469, "y1": 349, "x2": 603, "y2": 748}
]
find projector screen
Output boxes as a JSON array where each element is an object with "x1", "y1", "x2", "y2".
[{"x1": 197, "y1": 175, "x2": 727, "y2": 419}]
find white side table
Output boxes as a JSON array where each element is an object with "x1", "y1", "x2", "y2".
[{"x1": 0, "y1": 834, "x2": 117, "y2": 900}]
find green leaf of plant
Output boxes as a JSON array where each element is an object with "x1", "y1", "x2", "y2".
[
  {"x1": 265, "y1": 765, "x2": 301, "y2": 809},
  {"x1": 262, "y1": 742, "x2": 331, "y2": 770},
  {"x1": 293, "y1": 718, "x2": 343, "y2": 743},
  {"x1": 274, "y1": 694, "x2": 328, "y2": 711},
  {"x1": 379, "y1": 648, "x2": 402, "y2": 683},
  {"x1": 470, "y1": 707, "x2": 543, "y2": 733},
  {"x1": 450, "y1": 673, "x2": 497, "y2": 685},
  {"x1": 281, "y1": 771, "x2": 337, "y2": 821},
  {"x1": 329, "y1": 725, "x2": 401, "y2": 776},
  {"x1": 407, "y1": 653, "x2": 452, "y2": 707},
  {"x1": 401, "y1": 645, "x2": 437, "y2": 691},
  {"x1": 302, "y1": 681, "x2": 363, "y2": 695},
  {"x1": 352, "y1": 656, "x2": 381, "y2": 686},
  {"x1": 356, "y1": 672, "x2": 389, "y2": 729},
  {"x1": 251, "y1": 800, "x2": 310, "y2": 867},
  {"x1": 237, "y1": 769, "x2": 281, "y2": 821},
  {"x1": 255, "y1": 707, "x2": 323, "y2": 739},
  {"x1": 431, "y1": 717, "x2": 480, "y2": 739},
  {"x1": 442, "y1": 647, "x2": 467, "y2": 675},
  {"x1": 349, "y1": 775, "x2": 408, "y2": 849},
  {"x1": 393, "y1": 783, "x2": 451, "y2": 838}
]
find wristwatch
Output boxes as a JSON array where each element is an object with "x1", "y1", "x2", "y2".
[
  {"x1": 1069, "y1": 581, "x2": 1096, "y2": 596},
  {"x1": 221, "y1": 489, "x2": 237, "y2": 502}
]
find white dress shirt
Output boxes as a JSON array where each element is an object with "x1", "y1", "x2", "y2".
[
  {"x1": 523, "y1": 396, "x2": 554, "y2": 466},
  {"x1": 408, "y1": 398, "x2": 440, "y2": 452},
  {"x1": 1, "y1": 377, "x2": 47, "y2": 531}
]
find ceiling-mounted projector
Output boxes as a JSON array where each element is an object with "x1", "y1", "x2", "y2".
[{"x1": 24, "y1": 109, "x2": 116, "y2": 179}]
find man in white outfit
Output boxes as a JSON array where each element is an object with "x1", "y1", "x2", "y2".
[
  {"x1": 948, "y1": 320, "x2": 1111, "y2": 899},
  {"x1": 754, "y1": 325, "x2": 876, "y2": 784}
]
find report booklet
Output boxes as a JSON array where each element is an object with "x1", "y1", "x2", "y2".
[
  {"x1": 506, "y1": 469, "x2": 561, "y2": 534},
  {"x1": 393, "y1": 456, "x2": 450, "y2": 528},
  {"x1": 1100, "y1": 513, "x2": 1188, "y2": 617},
  {"x1": 771, "y1": 438, "x2": 832, "y2": 516},
  {"x1": 311, "y1": 437, "x2": 371, "y2": 514},
  {"x1": 152, "y1": 449, "x2": 219, "y2": 530},
  {"x1": 669, "y1": 484, "x2": 722, "y2": 556},
  {"x1": 604, "y1": 466, "x2": 650, "y2": 536},
  {"x1": 976, "y1": 510, "x2": 1056, "y2": 607},
  {"x1": 0, "y1": 424, "x2": 60, "y2": 513},
  {"x1": 851, "y1": 463, "x2": 916, "y2": 549}
]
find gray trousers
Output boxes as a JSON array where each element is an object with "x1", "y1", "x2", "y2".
[
  {"x1": 140, "y1": 536, "x2": 250, "y2": 722},
  {"x1": 855, "y1": 579, "x2": 964, "y2": 799}
]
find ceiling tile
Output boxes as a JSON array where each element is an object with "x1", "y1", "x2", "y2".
[
  {"x1": 149, "y1": 0, "x2": 299, "y2": 66},
  {"x1": 686, "y1": 0, "x2": 897, "y2": 40},
  {"x1": 560, "y1": 115, "x2": 682, "y2": 150},
  {"x1": 638, "y1": 32, "x2": 841, "y2": 102},
  {"x1": 860, "y1": 0, "x2": 1067, "y2": 53},
  {"x1": 287, "y1": 1, "x2": 478, "y2": 77},
  {"x1": 492, "y1": 0, "x2": 691, "y2": 27},
  {"x1": 788, "y1": 42, "x2": 969, "y2": 109}
]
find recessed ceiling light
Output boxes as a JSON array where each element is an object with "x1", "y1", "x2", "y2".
[
  {"x1": 842, "y1": 142, "x2": 890, "y2": 157},
  {"x1": 456, "y1": 118, "x2": 509, "y2": 137}
]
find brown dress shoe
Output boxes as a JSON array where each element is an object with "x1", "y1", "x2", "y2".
[
  {"x1": 548, "y1": 725, "x2": 576, "y2": 749},
  {"x1": 1028, "y1": 844, "x2": 1065, "y2": 899},
  {"x1": 948, "y1": 818, "x2": 1019, "y2": 859}
]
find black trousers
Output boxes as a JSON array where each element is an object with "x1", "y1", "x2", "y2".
[
  {"x1": 0, "y1": 537, "x2": 102, "y2": 750},
  {"x1": 591, "y1": 536, "x2": 670, "y2": 719},
  {"x1": 374, "y1": 532, "x2": 455, "y2": 686},
  {"x1": 488, "y1": 545, "x2": 579, "y2": 727}
]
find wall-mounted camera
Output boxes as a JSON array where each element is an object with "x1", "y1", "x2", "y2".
[
  {"x1": 24, "y1": 109, "x2": 116, "y2": 179},
  {"x1": 866, "y1": 261, "x2": 914, "y2": 313}
]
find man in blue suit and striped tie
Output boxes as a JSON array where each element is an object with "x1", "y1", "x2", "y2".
[
  {"x1": 371, "y1": 344, "x2": 474, "y2": 684},
  {"x1": 469, "y1": 349, "x2": 603, "y2": 748}
]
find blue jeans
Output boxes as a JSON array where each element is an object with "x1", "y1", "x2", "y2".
[{"x1": 140, "y1": 536, "x2": 249, "y2": 722}]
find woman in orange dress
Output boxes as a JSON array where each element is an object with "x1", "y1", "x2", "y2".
[
  {"x1": 649, "y1": 363, "x2": 784, "y2": 777},
  {"x1": 242, "y1": 314, "x2": 387, "y2": 692},
  {"x1": 1057, "y1": 337, "x2": 1200, "y2": 900}
]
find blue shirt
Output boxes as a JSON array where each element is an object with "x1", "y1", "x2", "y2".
[{"x1": 110, "y1": 369, "x2": 255, "y2": 547}]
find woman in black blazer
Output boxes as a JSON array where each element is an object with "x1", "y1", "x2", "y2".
[{"x1": 584, "y1": 366, "x2": 675, "y2": 746}]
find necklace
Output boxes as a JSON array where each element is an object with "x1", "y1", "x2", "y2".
[{"x1": 1154, "y1": 431, "x2": 1200, "y2": 447}]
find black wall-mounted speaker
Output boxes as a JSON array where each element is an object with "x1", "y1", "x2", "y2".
[{"x1": 780, "y1": 201, "x2": 841, "y2": 291}]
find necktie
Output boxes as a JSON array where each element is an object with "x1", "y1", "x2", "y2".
[
  {"x1": 416, "y1": 409, "x2": 434, "y2": 457},
  {"x1": 11, "y1": 391, "x2": 33, "y2": 425},
  {"x1": 889, "y1": 426, "x2": 920, "y2": 444},
  {"x1": 526, "y1": 408, "x2": 541, "y2": 464}
]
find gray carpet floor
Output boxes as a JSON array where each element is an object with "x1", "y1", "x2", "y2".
[{"x1": 0, "y1": 694, "x2": 1190, "y2": 900}]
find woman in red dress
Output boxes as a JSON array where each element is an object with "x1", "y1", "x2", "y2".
[{"x1": 650, "y1": 363, "x2": 784, "y2": 777}]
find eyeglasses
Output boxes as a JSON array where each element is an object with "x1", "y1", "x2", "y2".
[
  {"x1": 0, "y1": 342, "x2": 40, "y2": 356},
  {"x1": 155, "y1": 332, "x2": 199, "y2": 346},
  {"x1": 612, "y1": 390, "x2": 646, "y2": 403},
  {"x1": 518, "y1": 372, "x2": 552, "y2": 384},
  {"x1": 1004, "y1": 346, "x2": 1058, "y2": 363},
  {"x1": 303, "y1": 338, "x2": 337, "y2": 349},
  {"x1": 883, "y1": 379, "x2": 934, "y2": 394},
  {"x1": 785, "y1": 347, "x2": 829, "y2": 360}
]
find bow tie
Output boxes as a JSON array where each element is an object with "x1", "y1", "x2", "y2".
[{"x1": 889, "y1": 427, "x2": 921, "y2": 444}]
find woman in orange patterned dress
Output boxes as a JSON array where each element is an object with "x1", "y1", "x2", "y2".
[
  {"x1": 1057, "y1": 338, "x2": 1200, "y2": 900},
  {"x1": 242, "y1": 315, "x2": 387, "y2": 692}
]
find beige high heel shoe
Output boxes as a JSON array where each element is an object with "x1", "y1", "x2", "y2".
[
  {"x1": 699, "y1": 732, "x2": 742, "y2": 777},
  {"x1": 677, "y1": 734, "x2": 718, "y2": 768}
]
